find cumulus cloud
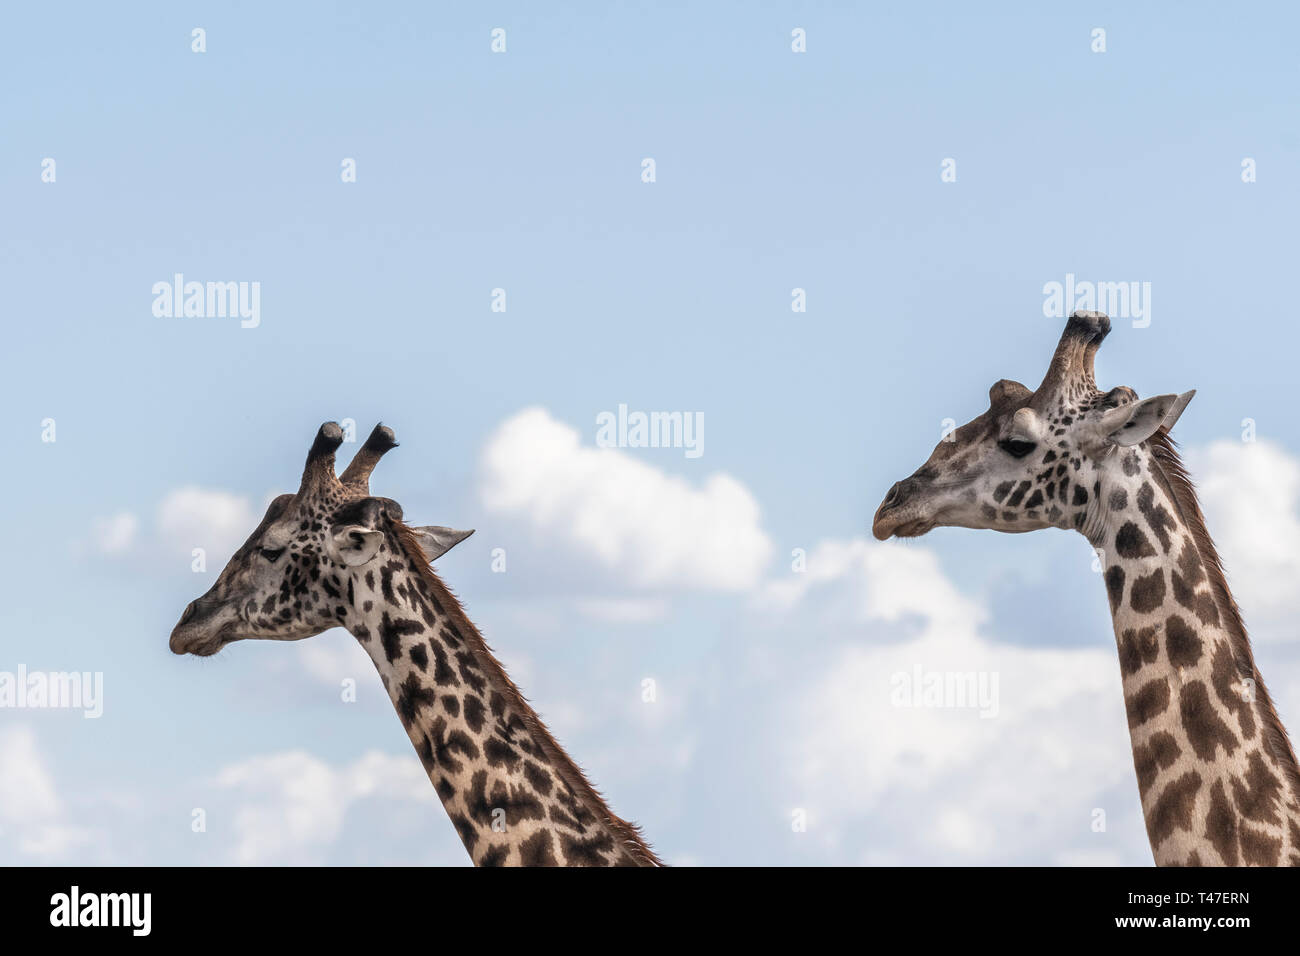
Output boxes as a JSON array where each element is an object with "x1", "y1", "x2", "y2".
[
  {"x1": 572, "y1": 597, "x2": 670, "y2": 623},
  {"x1": 0, "y1": 726, "x2": 95, "y2": 861},
  {"x1": 480, "y1": 407, "x2": 773, "y2": 591},
  {"x1": 0, "y1": 728, "x2": 459, "y2": 866},
  {"x1": 765, "y1": 538, "x2": 1148, "y2": 864},
  {"x1": 1187, "y1": 439, "x2": 1300, "y2": 639},
  {"x1": 156, "y1": 486, "x2": 260, "y2": 561},
  {"x1": 88, "y1": 512, "x2": 138, "y2": 555},
  {"x1": 85, "y1": 486, "x2": 266, "y2": 567},
  {"x1": 295, "y1": 629, "x2": 374, "y2": 686},
  {"x1": 759, "y1": 537, "x2": 983, "y2": 637},
  {"x1": 0, "y1": 726, "x2": 60, "y2": 826},
  {"x1": 213, "y1": 749, "x2": 440, "y2": 865},
  {"x1": 473, "y1": 409, "x2": 1154, "y2": 862}
]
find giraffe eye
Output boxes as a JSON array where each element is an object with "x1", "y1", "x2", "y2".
[
  {"x1": 259, "y1": 547, "x2": 286, "y2": 562},
  {"x1": 998, "y1": 438, "x2": 1036, "y2": 459}
]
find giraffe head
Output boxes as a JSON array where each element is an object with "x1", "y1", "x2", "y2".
[
  {"x1": 168, "y1": 423, "x2": 473, "y2": 656},
  {"x1": 872, "y1": 312, "x2": 1196, "y2": 541}
]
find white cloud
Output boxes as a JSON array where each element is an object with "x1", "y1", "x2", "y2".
[
  {"x1": 573, "y1": 597, "x2": 669, "y2": 623},
  {"x1": 85, "y1": 486, "x2": 271, "y2": 567},
  {"x1": 758, "y1": 537, "x2": 984, "y2": 637},
  {"x1": 213, "y1": 749, "x2": 438, "y2": 865},
  {"x1": 1188, "y1": 439, "x2": 1300, "y2": 639},
  {"x1": 295, "y1": 629, "x2": 373, "y2": 686},
  {"x1": 89, "y1": 512, "x2": 138, "y2": 554},
  {"x1": 766, "y1": 538, "x2": 1148, "y2": 864},
  {"x1": 0, "y1": 726, "x2": 95, "y2": 860},
  {"x1": 0, "y1": 725, "x2": 60, "y2": 824},
  {"x1": 0, "y1": 728, "x2": 459, "y2": 866},
  {"x1": 157, "y1": 486, "x2": 260, "y2": 561},
  {"x1": 480, "y1": 407, "x2": 773, "y2": 591}
]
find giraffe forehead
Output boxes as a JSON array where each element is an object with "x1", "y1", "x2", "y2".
[{"x1": 948, "y1": 376, "x2": 1138, "y2": 456}]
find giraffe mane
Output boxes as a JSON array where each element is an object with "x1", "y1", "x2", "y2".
[
  {"x1": 1146, "y1": 427, "x2": 1300, "y2": 797},
  {"x1": 390, "y1": 520, "x2": 664, "y2": 866}
]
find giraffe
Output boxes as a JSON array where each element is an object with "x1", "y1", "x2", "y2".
[
  {"x1": 871, "y1": 311, "x2": 1300, "y2": 866},
  {"x1": 169, "y1": 422, "x2": 661, "y2": 867}
]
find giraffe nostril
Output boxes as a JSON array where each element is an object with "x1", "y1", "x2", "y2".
[
  {"x1": 179, "y1": 601, "x2": 197, "y2": 626},
  {"x1": 884, "y1": 482, "x2": 902, "y2": 507}
]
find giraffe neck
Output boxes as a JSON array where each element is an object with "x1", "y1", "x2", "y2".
[
  {"x1": 346, "y1": 525, "x2": 658, "y2": 867},
  {"x1": 1090, "y1": 439, "x2": 1300, "y2": 865}
]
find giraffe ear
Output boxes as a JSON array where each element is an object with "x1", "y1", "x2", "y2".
[
  {"x1": 411, "y1": 526, "x2": 474, "y2": 562},
  {"x1": 330, "y1": 526, "x2": 385, "y2": 567},
  {"x1": 1096, "y1": 391, "x2": 1194, "y2": 447},
  {"x1": 1162, "y1": 390, "x2": 1196, "y2": 431}
]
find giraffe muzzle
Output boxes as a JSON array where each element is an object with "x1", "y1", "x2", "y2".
[
  {"x1": 169, "y1": 597, "x2": 235, "y2": 656},
  {"x1": 872, "y1": 476, "x2": 936, "y2": 540},
  {"x1": 168, "y1": 602, "x2": 198, "y2": 654}
]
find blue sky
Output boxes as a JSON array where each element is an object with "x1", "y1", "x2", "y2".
[{"x1": 4, "y1": 2, "x2": 1300, "y2": 865}]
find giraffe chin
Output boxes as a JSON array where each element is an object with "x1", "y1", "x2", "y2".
[
  {"x1": 888, "y1": 519, "x2": 934, "y2": 539},
  {"x1": 183, "y1": 637, "x2": 231, "y2": 657}
]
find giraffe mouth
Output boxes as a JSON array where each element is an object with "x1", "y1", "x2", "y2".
[
  {"x1": 890, "y1": 519, "x2": 934, "y2": 539},
  {"x1": 185, "y1": 636, "x2": 231, "y2": 657},
  {"x1": 169, "y1": 617, "x2": 240, "y2": 657},
  {"x1": 872, "y1": 493, "x2": 937, "y2": 539}
]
